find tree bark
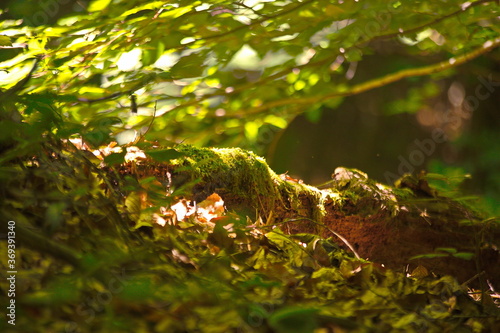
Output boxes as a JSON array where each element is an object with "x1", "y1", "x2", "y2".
[{"x1": 120, "y1": 145, "x2": 500, "y2": 290}]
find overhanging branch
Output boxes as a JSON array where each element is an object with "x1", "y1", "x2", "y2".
[
  {"x1": 343, "y1": 38, "x2": 500, "y2": 96},
  {"x1": 372, "y1": 0, "x2": 498, "y2": 43},
  {"x1": 238, "y1": 37, "x2": 500, "y2": 116},
  {"x1": 186, "y1": 0, "x2": 314, "y2": 46}
]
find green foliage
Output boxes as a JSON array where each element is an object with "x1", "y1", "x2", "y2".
[
  {"x1": 410, "y1": 247, "x2": 475, "y2": 261},
  {"x1": 1, "y1": 2, "x2": 500, "y2": 332},
  {"x1": 1, "y1": 137, "x2": 498, "y2": 332},
  {"x1": 145, "y1": 148, "x2": 187, "y2": 162},
  {"x1": 1, "y1": 0, "x2": 499, "y2": 152}
]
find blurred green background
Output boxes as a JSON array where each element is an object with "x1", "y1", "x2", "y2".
[{"x1": 269, "y1": 56, "x2": 500, "y2": 214}]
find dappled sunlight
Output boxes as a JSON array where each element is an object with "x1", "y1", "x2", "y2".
[{"x1": 1, "y1": 0, "x2": 499, "y2": 331}]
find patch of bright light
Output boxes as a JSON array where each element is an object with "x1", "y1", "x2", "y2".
[
  {"x1": 180, "y1": 37, "x2": 196, "y2": 45},
  {"x1": 227, "y1": 44, "x2": 261, "y2": 70},
  {"x1": 154, "y1": 52, "x2": 180, "y2": 70},
  {"x1": 117, "y1": 48, "x2": 142, "y2": 71}
]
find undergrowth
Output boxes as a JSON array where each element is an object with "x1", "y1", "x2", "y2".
[{"x1": 1, "y1": 139, "x2": 499, "y2": 333}]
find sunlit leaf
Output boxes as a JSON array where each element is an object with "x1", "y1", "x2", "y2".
[
  {"x1": 125, "y1": 191, "x2": 142, "y2": 221},
  {"x1": 88, "y1": 0, "x2": 112, "y2": 12},
  {"x1": 0, "y1": 35, "x2": 12, "y2": 46}
]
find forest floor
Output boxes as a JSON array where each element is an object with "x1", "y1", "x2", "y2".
[{"x1": 1, "y1": 142, "x2": 499, "y2": 332}]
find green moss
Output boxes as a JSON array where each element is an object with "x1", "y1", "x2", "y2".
[
  {"x1": 164, "y1": 145, "x2": 423, "y2": 224},
  {"x1": 171, "y1": 145, "x2": 279, "y2": 208},
  {"x1": 169, "y1": 145, "x2": 330, "y2": 223}
]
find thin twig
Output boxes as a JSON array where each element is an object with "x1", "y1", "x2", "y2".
[
  {"x1": 136, "y1": 100, "x2": 158, "y2": 144},
  {"x1": 235, "y1": 1, "x2": 271, "y2": 19},
  {"x1": 185, "y1": 0, "x2": 315, "y2": 46},
  {"x1": 461, "y1": 271, "x2": 486, "y2": 287},
  {"x1": 372, "y1": 0, "x2": 497, "y2": 43},
  {"x1": 258, "y1": 217, "x2": 361, "y2": 259}
]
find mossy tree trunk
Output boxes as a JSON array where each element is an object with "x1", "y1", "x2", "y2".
[{"x1": 116, "y1": 145, "x2": 500, "y2": 290}]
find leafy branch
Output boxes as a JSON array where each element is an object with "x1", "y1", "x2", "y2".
[
  {"x1": 236, "y1": 37, "x2": 500, "y2": 116},
  {"x1": 185, "y1": 0, "x2": 315, "y2": 46},
  {"x1": 331, "y1": 38, "x2": 500, "y2": 96},
  {"x1": 371, "y1": 0, "x2": 498, "y2": 42},
  {"x1": 156, "y1": 35, "x2": 499, "y2": 118},
  {"x1": 54, "y1": 0, "x2": 497, "y2": 121},
  {"x1": 0, "y1": 57, "x2": 40, "y2": 101},
  {"x1": 16, "y1": 223, "x2": 83, "y2": 268},
  {"x1": 153, "y1": 0, "x2": 499, "y2": 119}
]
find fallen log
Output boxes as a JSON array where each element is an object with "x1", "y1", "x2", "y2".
[{"x1": 116, "y1": 144, "x2": 500, "y2": 290}]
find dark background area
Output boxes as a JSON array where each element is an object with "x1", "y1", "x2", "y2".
[
  {"x1": 0, "y1": 0, "x2": 89, "y2": 26},
  {"x1": 268, "y1": 51, "x2": 500, "y2": 213}
]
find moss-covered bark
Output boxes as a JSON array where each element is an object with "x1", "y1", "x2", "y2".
[{"x1": 117, "y1": 144, "x2": 500, "y2": 290}]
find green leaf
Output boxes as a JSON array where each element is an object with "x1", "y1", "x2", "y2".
[
  {"x1": 104, "y1": 151, "x2": 126, "y2": 166},
  {"x1": 268, "y1": 306, "x2": 319, "y2": 333},
  {"x1": 0, "y1": 35, "x2": 12, "y2": 46},
  {"x1": 145, "y1": 149, "x2": 186, "y2": 162},
  {"x1": 44, "y1": 202, "x2": 67, "y2": 233},
  {"x1": 344, "y1": 48, "x2": 362, "y2": 62},
  {"x1": 435, "y1": 247, "x2": 457, "y2": 254},
  {"x1": 87, "y1": 116, "x2": 122, "y2": 129},
  {"x1": 410, "y1": 253, "x2": 449, "y2": 260},
  {"x1": 83, "y1": 129, "x2": 110, "y2": 147},
  {"x1": 88, "y1": 0, "x2": 112, "y2": 12},
  {"x1": 304, "y1": 108, "x2": 322, "y2": 123},
  {"x1": 169, "y1": 53, "x2": 205, "y2": 78},
  {"x1": 452, "y1": 252, "x2": 475, "y2": 260},
  {"x1": 21, "y1": 278, "x2": 78, "y2": 305},
  {"x1": 121, "y1": 1, "x2": 164, "y2": 18},
  {"x1": 125, "y1": 191, "x2": 142, "y2": 222},
  {"x1": 119, "y1": 277, "x2": 156, "y2": 301},
  {"x1": 244, "y1": 121, "x2": 259, "y2": 142}
]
